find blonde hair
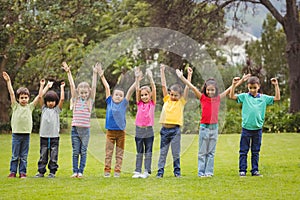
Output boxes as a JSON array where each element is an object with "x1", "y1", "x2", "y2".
[{"x1": 140, "y1": 85, "x2": 151, "y2": 94}]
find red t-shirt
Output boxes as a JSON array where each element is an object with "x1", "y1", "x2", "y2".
[{"x1": 200, "y1": 94, "x2": 220, "y2": 124}]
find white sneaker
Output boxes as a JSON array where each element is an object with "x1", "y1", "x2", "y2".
[
  {"x1": 132, "y1": 171, "x2": 141, "y2": 178},
  {"x1": 77, "y1": 173, "x2": 83, "y2": 178},
  {"x1": 141, "y1": 172, "x2": 149, "y2": 179},
  {"x1": 104, "y1": 172, "x2": 110, "y2": 178},
  {"x1": 70, "y1": 173, "x2": 78, "y2": 178}
]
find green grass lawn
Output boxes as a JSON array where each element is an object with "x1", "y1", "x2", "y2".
[{"x1": 0, "y1": 119, "x2": 299, "y2": 199}]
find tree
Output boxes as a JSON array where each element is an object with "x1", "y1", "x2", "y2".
[
  {"x1": 210, "y1": 0, "x2": 300, "y2": 113},
  {"x1": 143, "y1": 0, "x2": 226, "y2": 69},
  {"x1": 245, "y1": 14, "x2": 287, "y2": 95}
]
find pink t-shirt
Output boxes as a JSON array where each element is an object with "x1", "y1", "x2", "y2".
[
  {"x1": 135, "y1": 100, "x2": 155, "y2": 127},
  {"x1": 200, "y1": 94, "x2": 220, "y2": 124}
]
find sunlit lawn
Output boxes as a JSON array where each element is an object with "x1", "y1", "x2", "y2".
[{"x1": 0, "y1": 118, "x2": 299, "y2": 200}]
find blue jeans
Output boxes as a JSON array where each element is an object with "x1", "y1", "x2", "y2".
[
  {"x1": 135, "y1": 126, "x2": 154, "y2": 174},
  {"x1": 157, "y1": 126, "x2": 181, "y2": 176},
  {"x1": 239, "y1": 128, "x2": 262, "y2": 174},
  {"x1": 10, "y1": 133, "x2": 30, "y2": 174},
  {"x1": 71, "y1": 126, "x2": 90, "y2": 174},
  {"x1": 198, "y1": 124, "x2": 218, "y2": 176}
]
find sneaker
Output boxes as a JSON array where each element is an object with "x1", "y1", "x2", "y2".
[
  {"x1": 156, "y1": 173, "x2": 163, "y2": 178},
  {"x1": 47, "y1": 173, "x2": 55, "y2": 178},
  {"x1": 70, "y1": 173, "x2": 78, "y2": 178},
  {"x1": 8, "y1": 172, "x2": 16, "y2": 178},
  {"x1": 141, "y1": 172, "x2": 149, "y2": 179},
  {"x1": 77, "y1": 173, "x2": 83, "y2": 178},
  {"x1": 252, "y1": 171, "x2": 263, "y2": 177},
  {"x1": 114, "y1": 172, "x2": 120, "y2": 178},
  {"x1": 239, "y1": 172, "x2": 246, "y2": 177},
  {"x1": 104, "y1": 172, "x2": 110, "y2": 178},
  {"x1": 34, "y1": 173, "x2": 44, "y2": 178},
  {"x1": 132, "y1": 171, "x2": 141, "y2": 178},
  {"x1": 205, "y1": 174, "x2": 213, "y2": 178},
  {"x1": 174, "y1": 174, "x2": 181, "y2": 178},
  {"x1": 19, "y1": 173, "x2": 27, "y2": 179}
]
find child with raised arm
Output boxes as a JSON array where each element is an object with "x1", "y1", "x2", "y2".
[
  {"x1": 3, "y1": 72, "x2": 44, "y2": 178},
  {"x1": 176, "y1": 69, "x2": 247, "y2": 177},
  {"x1": 62, "y1": 61, "x2": 99, "y2": 178},
  {"x1": 229, "y1": 76, "x2": 280, "y2": 177},
  {"x1": 98, "y1": 64, "x2": 136, "y2": 178},
  {"x1": 34, "y1": 81, "x2": 65, "y2": 178},
  {"x1": 132, "y1": 67, "x2": 156, "y2": 179},
  {"x1": 156, "y1": 64, "x2": 192, "y2": 178}
]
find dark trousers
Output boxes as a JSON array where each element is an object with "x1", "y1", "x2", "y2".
[
  {"x1": 37, "y1": 137, "x2": 59, "y2": 174},
  {"x1": 239, "y1": 128, "x2": 262, "y2": 174}
]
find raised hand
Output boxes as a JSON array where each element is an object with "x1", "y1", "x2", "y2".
[
  {"x1": 96, "y1": 62, "x2": 104, "y2": 77},
  {"x1": 2, "y1": 72, "x2": 11, "y2": 82},
  {"x1": 60, "y1": 81, "x2": 65, "y2": 88},
  {"x1": 232, "y1": 77, "x2": 241, "y2": 85},
  {"x1": 271, "y1": 78, "x2": 278, "y2": 85},
  {"x1": 62, "y1": 62, "x2": 70, "y2": 72},
  {"x1": 176, "y1": 69, "x2": 183, "y2": 78}
]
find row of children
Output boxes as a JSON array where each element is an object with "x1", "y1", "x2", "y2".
[{"x1": 2, "y1": 61, "x2": 280, "y2": 179}]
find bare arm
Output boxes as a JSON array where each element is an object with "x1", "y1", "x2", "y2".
[
  {"x1": 2, "y1": 72, "x2": 16, "y2": 105},
  {"x1": 160, "y1": 64, "x2": 168, "y2": 97},
  {"x1": 147, "y1": 68, "x2": 156, "y2": 104},
  {"x1": 97, "y1": 64, "x2": 111, "y2": 98},
  {"x1": 39, "y1": 81, "x2": 54, "y2": 106},
  {"x1": 126, "y1": 78, "x2": 136, "y2": 102},
  {"x1": 32, "y1": 79, "x2": 45, "y2": 106},
  {"x1": 62, "y1": 62, "x2": 77, "y2": 99},
  {"x1": 58, "y1": 82, "x2": 65, "y2": 109},
  {"x1": 221, "y1": 74, "x2": 251, "y2": 99},
  {"x1": 271, "y1": 78, "x2": 280, "y2": 101},
  {"x1": 176, "y1": 68, "x2": 201, "y2": 99},
  {"x1": 183, "y1": 67, "x2": 193, "y2": 100},
  {"x1": 90, "y1": 63, "x2": 99, "y2": 100},
  {"x1": 135, "y1": 67, "x2": 142, "y2": 102}
]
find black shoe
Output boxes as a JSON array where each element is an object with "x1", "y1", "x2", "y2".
[
  {"x1": 47, "y1": 173, "x2": 55, "y2": 178},
  {"x1": 156, "y1": 174, "x2": 163, "y2": 178},
  {"x1": 252, "y1": 171, "x2": 263, "y2": 177},
  {"x1": 34, "y1": 173, "x2": 44, "y2": 178}
]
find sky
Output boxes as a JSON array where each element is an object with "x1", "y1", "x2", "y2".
[{"x1": 225, "y1": 1, "x2": 285, "y2": 38}]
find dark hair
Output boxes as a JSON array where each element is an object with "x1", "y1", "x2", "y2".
[
  {"x1": 44, "y1": 90, "x2": 59, "y2": 106},
  {"x1": 248, "y1": 76, "x2": 260, "y2": 85},
  {"x1": 16, "y1": 87, "x2": 30, "y2": 99},
  {"x1": 113, "y1": 87, "x2": 125, "y2": 95},
  {"x1": 170, "y1": 84, "x2": 183, "y2": 95},
  {"x1": 202, "y1": 78, "x2": 219, "y2": 97}
]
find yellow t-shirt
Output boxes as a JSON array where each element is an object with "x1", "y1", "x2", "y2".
[{"x1": 159, "y1": 95, "x2": 186, "y2": 126}]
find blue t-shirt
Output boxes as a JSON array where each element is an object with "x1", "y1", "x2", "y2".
[
  {"x1": 237, "y1": 93, "x2": 274, "y2": 130},
  {"x1": 105, "y1": 96, "x2": 128, "y2": 130}
]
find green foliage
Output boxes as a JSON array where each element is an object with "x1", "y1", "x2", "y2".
[{"x1": 245, "y1": 14, "x2": 288, "y2": 96}]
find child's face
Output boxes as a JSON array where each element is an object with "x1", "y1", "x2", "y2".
[
  {"x1": 169, "y1": 90, "x2": 181, "y2": 101},
  {"x1": 248, "y1": 83, "x2": 260, "y2": 96},
  {"x1": 18, "y1": 94, "x2": 29, "y2": 106},
  {"x1": 206, "y1": 84, "x2": 216, "y2": 98},
  {"x1": 140, "y1": 89, "x2": 151, "y2": 103},
  {"x1": 78, "y1": 87, "x2": 90, "y2": 100},
  {"x1": 46, "y1": 101, "x2": 56, "y2": 109},
  {"x1": 112, "y1": 89, "x2": 124, "y2": 103}
]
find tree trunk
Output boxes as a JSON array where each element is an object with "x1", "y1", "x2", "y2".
[
  {"x1": 0, "y1": 79, "x2": 10, "y2": 124},
  {"x1": 286, "y1": 41, "x2": 300, "y2": 113}
]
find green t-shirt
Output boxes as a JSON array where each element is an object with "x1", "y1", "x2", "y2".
[
  {"x1": 11, "y1": 102, "x2": 35, "y2": 133},
  {"x1": 237, "y1": 93, "x2": 274, "y2": 130}
]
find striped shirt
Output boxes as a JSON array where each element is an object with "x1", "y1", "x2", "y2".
[{"x1": 71, "y1": 98, "x2": 93, "y2": 128}]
